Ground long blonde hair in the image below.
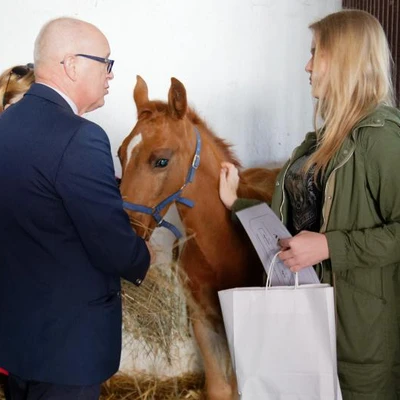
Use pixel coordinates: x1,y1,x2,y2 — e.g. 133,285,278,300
306,10,394,176
0,65,35,112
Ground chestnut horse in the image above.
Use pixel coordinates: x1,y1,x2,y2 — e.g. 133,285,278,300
118,76,279,400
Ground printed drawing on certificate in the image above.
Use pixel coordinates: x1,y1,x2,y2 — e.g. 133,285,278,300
236,203,319,286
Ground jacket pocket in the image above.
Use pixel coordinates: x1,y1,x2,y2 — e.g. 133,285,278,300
335,277,387,365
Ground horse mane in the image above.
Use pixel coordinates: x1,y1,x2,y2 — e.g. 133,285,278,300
187,108,242,168
149,100,242,168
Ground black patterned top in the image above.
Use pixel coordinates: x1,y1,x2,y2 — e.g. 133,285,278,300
284,151,322,235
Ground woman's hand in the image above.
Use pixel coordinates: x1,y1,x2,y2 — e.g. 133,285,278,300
278,231,329,272
219,162,239,210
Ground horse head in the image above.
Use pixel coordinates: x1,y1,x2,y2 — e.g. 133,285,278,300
119,76,201,239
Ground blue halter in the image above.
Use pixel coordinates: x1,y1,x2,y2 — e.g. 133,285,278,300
122,127,201,239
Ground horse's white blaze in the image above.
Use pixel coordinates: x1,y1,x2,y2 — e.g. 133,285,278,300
126,133,143,169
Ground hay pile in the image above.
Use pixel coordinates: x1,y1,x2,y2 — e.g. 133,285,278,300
100,372,204,399
114,257,206,398
121,259,193,362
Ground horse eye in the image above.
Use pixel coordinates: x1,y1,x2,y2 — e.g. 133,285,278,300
155,158,169,168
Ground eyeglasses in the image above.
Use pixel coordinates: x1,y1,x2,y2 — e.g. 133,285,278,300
60,54,114,74
2,64,34,109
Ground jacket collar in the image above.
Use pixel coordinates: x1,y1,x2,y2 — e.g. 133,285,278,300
25,83,75,114
290,131,317,161
325,105,400,179
352,104,400,133
292,105,400,176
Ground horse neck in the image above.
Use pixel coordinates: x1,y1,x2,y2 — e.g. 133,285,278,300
175,124,263,290
176,123,244,254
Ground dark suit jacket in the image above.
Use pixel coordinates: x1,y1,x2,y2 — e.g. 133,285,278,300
0,84,150,385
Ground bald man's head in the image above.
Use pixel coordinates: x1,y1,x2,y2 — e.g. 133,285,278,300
34,18,107,69
33,17,114,115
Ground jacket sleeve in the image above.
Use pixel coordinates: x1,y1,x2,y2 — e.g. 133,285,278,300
55,122,150,284
231,198,262,214
325,122,400,271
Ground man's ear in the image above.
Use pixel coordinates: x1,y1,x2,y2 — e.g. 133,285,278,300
62,55,78,81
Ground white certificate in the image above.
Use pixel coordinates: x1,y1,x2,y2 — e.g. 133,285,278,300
236,203,320,286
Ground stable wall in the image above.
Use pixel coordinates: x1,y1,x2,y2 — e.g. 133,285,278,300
1,0,341,176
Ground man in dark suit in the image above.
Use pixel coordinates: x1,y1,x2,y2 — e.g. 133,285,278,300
0,17,151,400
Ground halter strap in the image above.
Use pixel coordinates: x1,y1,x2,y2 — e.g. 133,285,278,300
122,127,201,239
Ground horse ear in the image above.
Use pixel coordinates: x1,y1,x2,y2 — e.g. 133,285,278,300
134,75,149,110
168,77,187,119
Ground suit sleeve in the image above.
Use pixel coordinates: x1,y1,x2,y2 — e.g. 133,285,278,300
55,122,150,284
325,122,400,271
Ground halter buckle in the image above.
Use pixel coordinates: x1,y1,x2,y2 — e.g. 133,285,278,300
192,154,200,169
157,218,164,226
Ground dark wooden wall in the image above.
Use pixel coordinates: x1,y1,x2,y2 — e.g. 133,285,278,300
342,0,399,106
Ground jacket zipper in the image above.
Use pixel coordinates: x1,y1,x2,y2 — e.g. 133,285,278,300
279,151,296,222
320,148,355,232
319,147,355,283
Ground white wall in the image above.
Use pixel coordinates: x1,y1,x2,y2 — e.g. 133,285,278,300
1,0,341,177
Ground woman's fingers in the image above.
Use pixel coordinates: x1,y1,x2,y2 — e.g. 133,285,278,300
277,231,329,271
219,162,239,209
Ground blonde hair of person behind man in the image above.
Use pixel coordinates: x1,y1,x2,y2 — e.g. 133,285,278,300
0,66,35,112
306,9,395,176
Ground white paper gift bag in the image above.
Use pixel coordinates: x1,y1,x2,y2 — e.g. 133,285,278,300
218,255,342,400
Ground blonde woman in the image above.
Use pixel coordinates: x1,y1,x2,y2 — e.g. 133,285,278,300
220,10,400,399
0,64,34,112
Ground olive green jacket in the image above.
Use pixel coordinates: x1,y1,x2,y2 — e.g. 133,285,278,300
234,105,400,399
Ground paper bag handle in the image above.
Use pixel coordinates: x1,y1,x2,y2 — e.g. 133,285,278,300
266,251,298,289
